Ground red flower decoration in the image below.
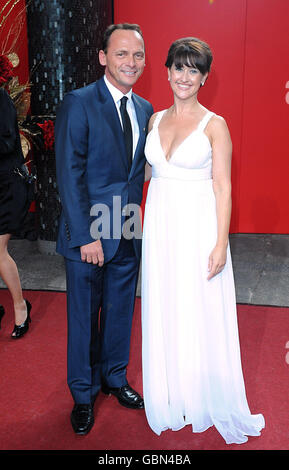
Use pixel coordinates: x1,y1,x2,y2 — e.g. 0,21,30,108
37,120,55,150
0,55,14,86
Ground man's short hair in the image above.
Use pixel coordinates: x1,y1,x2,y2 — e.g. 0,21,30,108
102,23,144,52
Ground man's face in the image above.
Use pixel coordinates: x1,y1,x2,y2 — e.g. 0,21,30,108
99,29,145,94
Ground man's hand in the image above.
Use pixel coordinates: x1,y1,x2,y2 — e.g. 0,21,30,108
80,240,104,266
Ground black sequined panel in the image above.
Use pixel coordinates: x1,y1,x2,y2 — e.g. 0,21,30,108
25,0,113,241
26,0,113,115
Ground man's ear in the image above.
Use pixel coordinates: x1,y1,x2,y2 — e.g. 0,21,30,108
98,50,106,66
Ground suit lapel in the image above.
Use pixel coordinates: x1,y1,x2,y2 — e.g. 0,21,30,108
97,78,128,172
96,79,148,176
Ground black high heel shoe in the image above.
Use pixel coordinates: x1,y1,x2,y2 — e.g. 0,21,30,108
11,300,32,339
0,305,5,329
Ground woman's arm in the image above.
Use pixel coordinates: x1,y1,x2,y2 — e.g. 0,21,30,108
144,162,152,181
206,115,232,280
144,112,158,182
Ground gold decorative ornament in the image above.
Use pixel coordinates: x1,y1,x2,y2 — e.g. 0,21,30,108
7,51,19,67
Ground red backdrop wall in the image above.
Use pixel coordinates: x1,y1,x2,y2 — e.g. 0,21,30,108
114,0,289,233
3,1,289,233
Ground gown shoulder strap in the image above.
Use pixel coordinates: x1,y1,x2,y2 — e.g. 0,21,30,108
152,109,167,129
198,111,215,132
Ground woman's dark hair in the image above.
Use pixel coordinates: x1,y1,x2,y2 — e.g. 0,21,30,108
165,37,213,75
102,23,144,52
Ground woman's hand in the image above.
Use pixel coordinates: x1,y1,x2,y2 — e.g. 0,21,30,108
207,244,227,280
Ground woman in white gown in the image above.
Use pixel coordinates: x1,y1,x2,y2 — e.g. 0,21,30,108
141,37,264,445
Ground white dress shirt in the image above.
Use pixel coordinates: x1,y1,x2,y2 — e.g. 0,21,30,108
104,75,139,158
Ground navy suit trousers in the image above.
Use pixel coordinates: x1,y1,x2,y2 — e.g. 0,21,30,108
65,237,139,405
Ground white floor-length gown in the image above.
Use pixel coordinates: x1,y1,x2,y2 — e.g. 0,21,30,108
141,110,265,445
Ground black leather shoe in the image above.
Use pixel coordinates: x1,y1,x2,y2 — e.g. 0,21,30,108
102,383,144,409
70,404,94,435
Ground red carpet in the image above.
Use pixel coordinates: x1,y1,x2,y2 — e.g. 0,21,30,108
0,289,288,451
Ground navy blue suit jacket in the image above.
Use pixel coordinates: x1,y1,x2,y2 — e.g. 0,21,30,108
55,77,153,262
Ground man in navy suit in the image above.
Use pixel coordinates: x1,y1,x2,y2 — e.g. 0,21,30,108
55,23,153,435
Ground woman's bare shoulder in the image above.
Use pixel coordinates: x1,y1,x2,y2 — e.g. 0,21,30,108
148,110,168,132
207,113,231,139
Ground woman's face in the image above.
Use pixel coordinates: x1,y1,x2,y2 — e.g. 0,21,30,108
168,63,207,101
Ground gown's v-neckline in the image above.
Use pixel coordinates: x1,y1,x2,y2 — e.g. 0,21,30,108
157,110,210,162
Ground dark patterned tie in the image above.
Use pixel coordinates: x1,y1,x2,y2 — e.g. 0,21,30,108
120,96,133,170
